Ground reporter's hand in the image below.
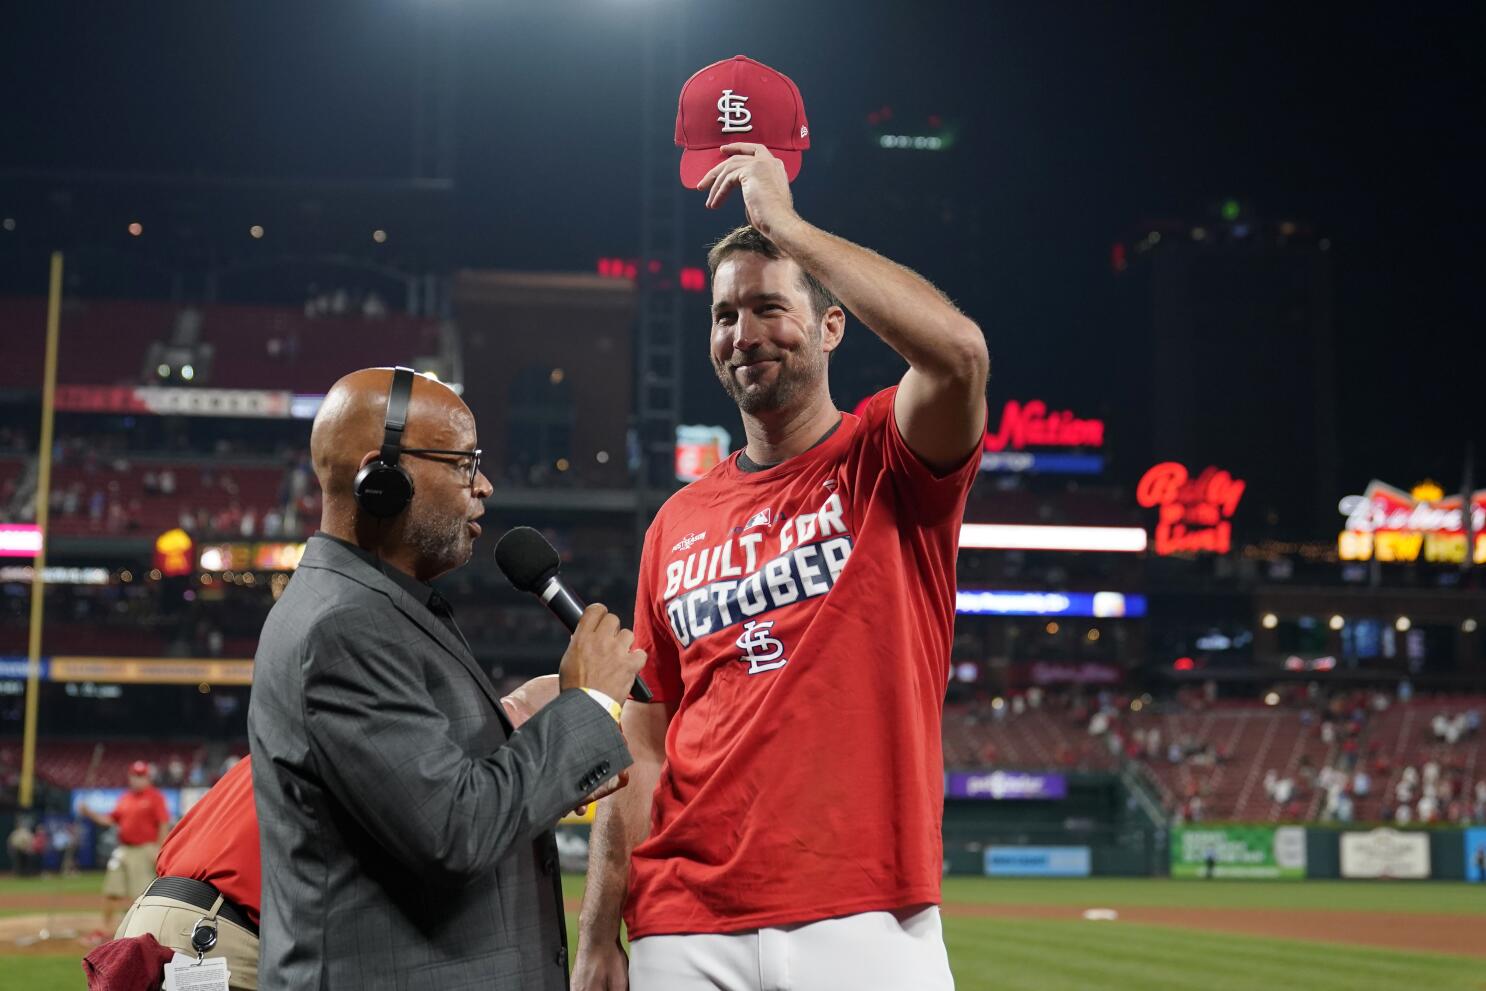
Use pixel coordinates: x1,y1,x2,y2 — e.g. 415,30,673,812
500,674,560,728
558,604,647,704
571,936,629,991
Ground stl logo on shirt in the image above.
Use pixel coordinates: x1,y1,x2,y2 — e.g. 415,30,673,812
735,620,788,675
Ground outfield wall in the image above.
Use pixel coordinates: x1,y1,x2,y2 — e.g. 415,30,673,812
1168,823,1484,882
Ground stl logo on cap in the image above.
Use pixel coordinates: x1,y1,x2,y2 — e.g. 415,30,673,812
675,55,809,189
717,90,752,133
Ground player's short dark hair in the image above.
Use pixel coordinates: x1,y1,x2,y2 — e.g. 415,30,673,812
706,226,841,324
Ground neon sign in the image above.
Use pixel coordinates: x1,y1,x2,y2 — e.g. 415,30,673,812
984,400,1104,452
153,529,196,578
852,396,1106,474
1337,480,1486,564
1137,462,1246,556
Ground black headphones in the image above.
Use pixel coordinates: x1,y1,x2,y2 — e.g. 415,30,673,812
353,366,416,518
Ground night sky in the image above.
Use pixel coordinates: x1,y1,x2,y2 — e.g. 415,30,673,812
3,1,1482,497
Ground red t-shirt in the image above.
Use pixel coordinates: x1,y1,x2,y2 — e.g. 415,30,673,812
156,757,260,926
625,387,978,938
111,786,170,847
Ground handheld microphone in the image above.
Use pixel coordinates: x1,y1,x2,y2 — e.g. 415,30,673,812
494,526,653,703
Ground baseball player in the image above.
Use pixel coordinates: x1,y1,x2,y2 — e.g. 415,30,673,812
573,135,987,989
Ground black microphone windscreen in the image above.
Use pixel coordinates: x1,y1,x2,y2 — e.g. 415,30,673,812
494,526,561,593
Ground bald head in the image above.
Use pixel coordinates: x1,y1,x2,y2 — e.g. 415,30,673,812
311,368,472,504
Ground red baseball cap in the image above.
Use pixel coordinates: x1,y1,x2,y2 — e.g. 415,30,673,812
675,55,810,189
129,760,150,777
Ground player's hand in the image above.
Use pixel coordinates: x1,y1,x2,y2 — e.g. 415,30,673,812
572,936,630,991
696,143,799,238
500,674,559,728
558,603,647,703
571,770,630,818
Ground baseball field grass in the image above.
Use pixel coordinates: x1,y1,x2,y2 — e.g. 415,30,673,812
2,873,1482,989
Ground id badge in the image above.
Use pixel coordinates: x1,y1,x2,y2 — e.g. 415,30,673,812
163,952,230,991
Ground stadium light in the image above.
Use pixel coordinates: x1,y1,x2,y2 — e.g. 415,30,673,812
958,524,1148,553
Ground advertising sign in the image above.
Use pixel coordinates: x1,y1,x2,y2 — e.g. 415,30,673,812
1340,828,1431,879
981,399,1105,474
0,524,43,558
1011,661,1124,687
1171,825,1306,879
198,542,307,572
1337,480,1486,564
54,385,294,419
946,771,1068,801
49,657,254,686
1466,828,1486,883
153,529,195,578
956,590,1146,618
675,425,731,483
1137,462,1246,555
985,846,1091,877
855,396,1105,474
0,656,47,680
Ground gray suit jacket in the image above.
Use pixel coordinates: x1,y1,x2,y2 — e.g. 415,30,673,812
248,535,630,990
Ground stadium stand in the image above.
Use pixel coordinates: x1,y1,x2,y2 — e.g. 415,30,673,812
0,298,439,392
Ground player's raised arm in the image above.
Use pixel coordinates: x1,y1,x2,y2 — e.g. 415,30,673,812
698,141,989,471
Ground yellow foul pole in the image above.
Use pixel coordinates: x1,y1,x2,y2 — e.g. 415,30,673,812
19,252,63,809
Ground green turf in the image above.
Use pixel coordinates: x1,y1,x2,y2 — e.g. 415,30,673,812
0,876,106,897
938,876,1486,915
3,957,81,990
5,875,1485,991
942,917,1486,991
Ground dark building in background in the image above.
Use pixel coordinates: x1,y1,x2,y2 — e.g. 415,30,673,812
1113,208,1337,540
454,270,635,489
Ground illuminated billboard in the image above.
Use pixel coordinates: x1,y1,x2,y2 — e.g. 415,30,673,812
0,524,42,558
855,396,1105,474
674,425,731,483
198,542,307,572
956,590,1146,617
959,524,1147,553
1137,462,1245,555
1338,480,1485,564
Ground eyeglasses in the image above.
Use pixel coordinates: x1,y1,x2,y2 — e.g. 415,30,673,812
402,448,483,487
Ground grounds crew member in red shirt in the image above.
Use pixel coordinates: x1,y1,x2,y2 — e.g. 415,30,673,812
83,760,171,936
108,675,576,991
573,143,988,988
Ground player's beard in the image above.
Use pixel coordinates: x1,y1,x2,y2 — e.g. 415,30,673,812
714,328,826,415
404,501,472,575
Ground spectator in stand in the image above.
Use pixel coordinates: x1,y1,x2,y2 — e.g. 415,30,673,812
81,760,172,937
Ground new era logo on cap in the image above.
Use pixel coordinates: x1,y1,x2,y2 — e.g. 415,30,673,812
675,55,809,189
